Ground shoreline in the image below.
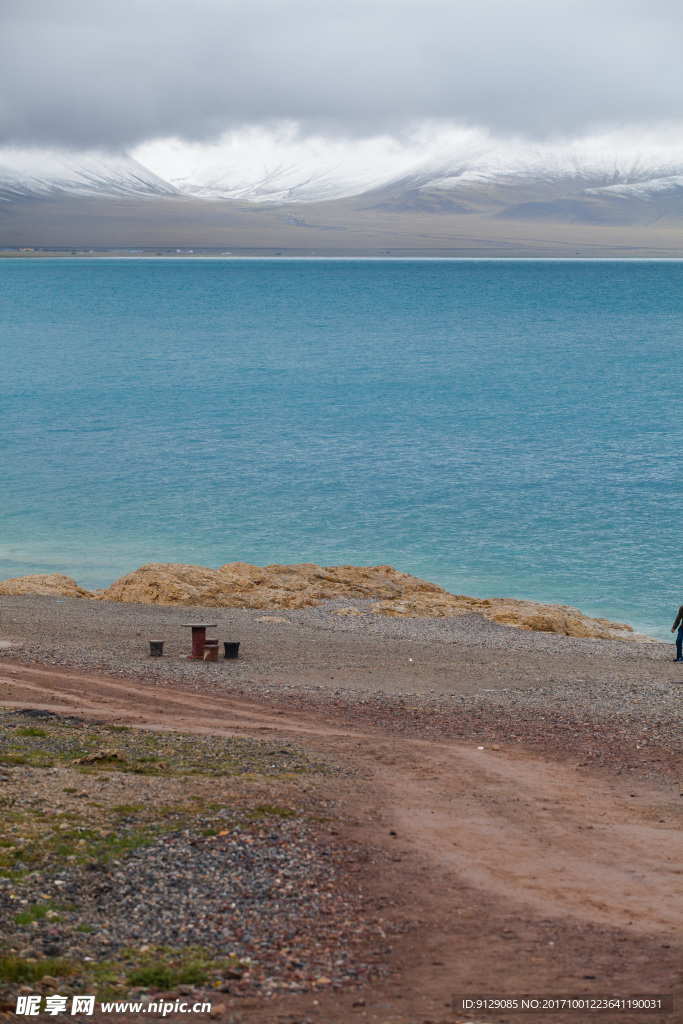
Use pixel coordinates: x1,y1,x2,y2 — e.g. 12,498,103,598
4,251,683,261
1,594,681,799
0,592,680,791
0,562,662,643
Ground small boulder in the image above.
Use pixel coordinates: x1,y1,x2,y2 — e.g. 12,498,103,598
0,574,93,598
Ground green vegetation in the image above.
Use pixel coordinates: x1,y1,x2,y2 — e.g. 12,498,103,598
0,710,330,777
0,786,306,881
250,803,296,818
122,946,241,994
0,710,338,1000
87,947,238,999
0,946,245,998
13,902,60,926
127,962,208,989
0,709,332,883
0,955,75,984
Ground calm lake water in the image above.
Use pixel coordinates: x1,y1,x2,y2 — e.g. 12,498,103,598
1,257,681,638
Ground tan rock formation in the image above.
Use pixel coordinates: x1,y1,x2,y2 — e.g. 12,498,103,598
97,561,655,642
99,561,444,609
0,573,93,599
1,562,654,642
370,593,652,641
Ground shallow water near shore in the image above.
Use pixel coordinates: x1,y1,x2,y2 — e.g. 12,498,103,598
1,257,681,638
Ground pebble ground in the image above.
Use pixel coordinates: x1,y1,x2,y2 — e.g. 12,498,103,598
1,595,680,787
0,711,388,1012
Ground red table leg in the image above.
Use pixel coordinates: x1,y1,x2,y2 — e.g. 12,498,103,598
190,626,207,658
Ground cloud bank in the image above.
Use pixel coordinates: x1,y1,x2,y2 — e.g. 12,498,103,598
1,0,682,152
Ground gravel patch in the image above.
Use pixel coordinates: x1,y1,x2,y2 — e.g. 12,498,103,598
0,713,387,1006
0,822,386,999
1,596,681,788
0,594,675,671
0,708,333,777
66,822,384,992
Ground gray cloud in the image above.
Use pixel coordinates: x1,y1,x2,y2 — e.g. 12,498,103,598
1,0,682,149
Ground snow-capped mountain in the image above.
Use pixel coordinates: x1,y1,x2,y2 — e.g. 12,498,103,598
0,149,179,202
583,175,683,199
0,145,442,204
170,156,402,202
368,157,683,223
2,141,683,225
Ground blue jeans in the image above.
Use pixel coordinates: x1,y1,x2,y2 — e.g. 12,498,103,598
677,628,683,661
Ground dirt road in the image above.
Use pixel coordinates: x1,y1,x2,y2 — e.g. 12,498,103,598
1,660,681,1024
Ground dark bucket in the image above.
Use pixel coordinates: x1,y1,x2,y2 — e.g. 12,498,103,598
223,641,240,660
149,641,164,657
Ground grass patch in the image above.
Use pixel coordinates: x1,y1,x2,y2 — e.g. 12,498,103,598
0,955,75,984
53,823,164,867
121,946,241,992
1,709,332,777
13,902,60,926
0,708,334,881
85,947,235,1000
94,828,163,863
0,947,239,1000
127,962,208,989
0,817,168,877
85,959,125,997
250,803,296,818
0,791,301,878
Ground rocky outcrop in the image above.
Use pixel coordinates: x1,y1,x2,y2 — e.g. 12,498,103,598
97,561,654,642
1,562,655,642
98,561,444,609
369,593,652,641
0,573,93,599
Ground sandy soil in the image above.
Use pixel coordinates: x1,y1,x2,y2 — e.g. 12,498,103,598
0,653,681,1024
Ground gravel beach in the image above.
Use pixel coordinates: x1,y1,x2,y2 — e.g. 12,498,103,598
1,594,681,786
1,595,681,1024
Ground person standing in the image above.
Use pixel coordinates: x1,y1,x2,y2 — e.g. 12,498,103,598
671,605,683,662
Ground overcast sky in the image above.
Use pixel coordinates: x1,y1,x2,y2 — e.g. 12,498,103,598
1,0,682,185
1,0,683,191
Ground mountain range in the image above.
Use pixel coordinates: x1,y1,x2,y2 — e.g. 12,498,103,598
2,147,683,256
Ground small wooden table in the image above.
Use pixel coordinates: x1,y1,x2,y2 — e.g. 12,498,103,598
182,623,217,659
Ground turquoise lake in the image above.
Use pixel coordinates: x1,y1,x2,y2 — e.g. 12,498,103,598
1,257,681,639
